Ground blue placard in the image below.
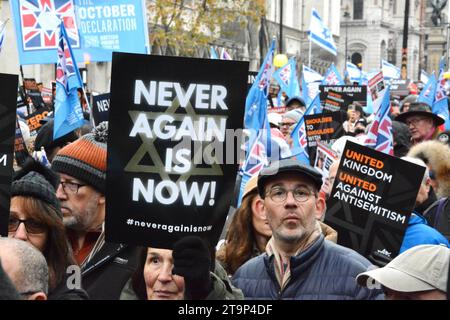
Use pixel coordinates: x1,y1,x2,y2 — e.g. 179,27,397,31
10,0,149,65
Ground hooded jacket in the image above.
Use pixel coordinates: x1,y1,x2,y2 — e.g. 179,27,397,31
400,213,449,253
407,140,450,198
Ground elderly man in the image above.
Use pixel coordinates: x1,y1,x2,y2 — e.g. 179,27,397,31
396,102,444,145
357,244,449,300
280,110,302,138
232,159,382,299
52,122,139,299
0,238,49,300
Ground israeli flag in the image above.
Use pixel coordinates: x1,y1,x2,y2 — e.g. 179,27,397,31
308,8,337,56
347,62,362,83
381,60,400,80
303,65,323,83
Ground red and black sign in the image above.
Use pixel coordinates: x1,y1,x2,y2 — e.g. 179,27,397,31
14,118,30,167
320,85,367,111
304,111,345,165
25,106,51,133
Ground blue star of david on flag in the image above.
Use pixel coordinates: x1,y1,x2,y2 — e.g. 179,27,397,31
308,8,337,56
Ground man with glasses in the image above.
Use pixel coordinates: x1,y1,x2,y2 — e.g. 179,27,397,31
232,158,382,299
396,102,445,145
279,110,302,139
51,122,139,299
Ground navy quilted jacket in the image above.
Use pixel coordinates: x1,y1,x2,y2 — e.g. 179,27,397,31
232,235,383,300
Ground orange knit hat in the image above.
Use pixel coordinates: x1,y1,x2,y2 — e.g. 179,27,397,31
51,122,107,193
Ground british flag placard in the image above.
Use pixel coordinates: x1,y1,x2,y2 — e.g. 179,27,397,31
19,0,79,51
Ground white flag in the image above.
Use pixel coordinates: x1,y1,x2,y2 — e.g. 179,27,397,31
381,60,400,80
308,8,337,56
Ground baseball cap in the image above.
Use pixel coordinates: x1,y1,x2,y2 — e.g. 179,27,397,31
257,158,323,197
356,245,450,293
285,96,306,108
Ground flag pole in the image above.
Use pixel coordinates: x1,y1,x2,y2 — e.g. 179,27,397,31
308,36,312,68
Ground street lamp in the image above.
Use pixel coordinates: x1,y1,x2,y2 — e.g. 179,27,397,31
279,0,283,52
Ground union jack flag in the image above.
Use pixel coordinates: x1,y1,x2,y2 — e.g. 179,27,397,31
19,0,79,51
322,64,344,85
278,63,291,84
365,86,394,155
291,94,321,165
435,73,447,103
242,133,269,176
418,72,436,107
53,22,84,140
274,57,301,98
56,23,80,92
433,70,450,130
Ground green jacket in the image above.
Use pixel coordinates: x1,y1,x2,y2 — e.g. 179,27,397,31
120,261,243,300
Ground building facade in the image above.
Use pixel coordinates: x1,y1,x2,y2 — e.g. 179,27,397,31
263,0,341,74
338,0,424,80
424,0,450,74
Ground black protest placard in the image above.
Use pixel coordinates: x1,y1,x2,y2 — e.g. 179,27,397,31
319,85,367,111
323,90,345,112
0,74,19,236
304,112,345,165
390,79,411,98
14,118,30,167
106,53,248,249
324,141,425,266
92,93,110,125
24,106,51,134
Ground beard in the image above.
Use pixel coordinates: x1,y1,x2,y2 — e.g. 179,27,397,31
63,216,80,229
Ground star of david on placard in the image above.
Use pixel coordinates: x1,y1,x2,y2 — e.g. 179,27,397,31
125,97,225,183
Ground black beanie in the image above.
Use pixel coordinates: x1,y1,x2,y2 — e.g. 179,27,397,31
11,159,61,217
34,119,78,151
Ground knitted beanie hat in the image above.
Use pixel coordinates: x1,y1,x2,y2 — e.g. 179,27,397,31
11,158,61,215
34,119,79,151
51,122,108,193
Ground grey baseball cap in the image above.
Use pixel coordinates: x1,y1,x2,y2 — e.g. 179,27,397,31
257,158,323,198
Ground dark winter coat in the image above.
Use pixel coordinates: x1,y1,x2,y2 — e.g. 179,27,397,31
232,235,383,300
81,241,140,300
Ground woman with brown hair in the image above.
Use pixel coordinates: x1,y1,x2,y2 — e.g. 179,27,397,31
217,175,272,275
8,159,88,300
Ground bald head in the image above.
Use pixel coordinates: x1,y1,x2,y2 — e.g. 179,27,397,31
0,238,48,299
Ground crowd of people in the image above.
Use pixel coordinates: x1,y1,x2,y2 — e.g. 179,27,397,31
1,73,450,301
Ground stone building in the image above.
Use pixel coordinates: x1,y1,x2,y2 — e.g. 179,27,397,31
338,0,424,80
262,0,341,74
